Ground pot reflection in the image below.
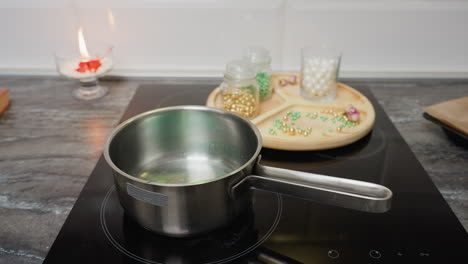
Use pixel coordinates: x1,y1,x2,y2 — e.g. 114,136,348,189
121,207,260,264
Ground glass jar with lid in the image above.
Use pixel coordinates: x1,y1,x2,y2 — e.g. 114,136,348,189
220,60,259,119
243,47,273,101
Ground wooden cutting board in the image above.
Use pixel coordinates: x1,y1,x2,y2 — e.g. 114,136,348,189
0,89,10,117
206,73,375,151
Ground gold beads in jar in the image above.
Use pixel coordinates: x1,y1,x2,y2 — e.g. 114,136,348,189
221,60,259,118
222,88,258,118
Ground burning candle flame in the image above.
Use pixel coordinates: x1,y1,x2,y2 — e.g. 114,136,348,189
75,26,102,73
77,26,90,60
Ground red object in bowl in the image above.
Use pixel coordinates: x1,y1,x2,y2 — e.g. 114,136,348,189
76,59,102,73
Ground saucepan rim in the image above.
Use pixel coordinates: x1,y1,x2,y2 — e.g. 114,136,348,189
103,105,263,187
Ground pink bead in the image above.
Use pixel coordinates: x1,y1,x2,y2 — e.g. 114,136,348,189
348,112,360,122
279,79,288,86
288,75,298,84
347,105,358,113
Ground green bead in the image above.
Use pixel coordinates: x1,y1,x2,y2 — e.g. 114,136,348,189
269,128,277,135
256,71,271,100
320,116,328,122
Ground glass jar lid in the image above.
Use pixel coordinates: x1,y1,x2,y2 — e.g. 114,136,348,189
243,46,271,64
224,59,256,80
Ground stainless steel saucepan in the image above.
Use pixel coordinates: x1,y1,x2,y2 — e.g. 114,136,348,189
104,106,392,237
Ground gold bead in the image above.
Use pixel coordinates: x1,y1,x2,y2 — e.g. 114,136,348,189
282,116,288,121
289,128,296,135
304,132,310,137
307,127,312,131
286,111,291,115
297,130,303,135
336,127,342,132
282,127,288,133
313,112,318,116
333,113,338,118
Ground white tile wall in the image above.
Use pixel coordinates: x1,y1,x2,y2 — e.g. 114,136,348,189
282,0,468,75
1,0,467,77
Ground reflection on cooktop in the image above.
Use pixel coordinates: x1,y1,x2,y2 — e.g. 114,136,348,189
100,186,283,264
312,127,386,160
158,90,208,108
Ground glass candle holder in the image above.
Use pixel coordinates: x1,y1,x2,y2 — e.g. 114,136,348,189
300,46,341,102
55,43,113,101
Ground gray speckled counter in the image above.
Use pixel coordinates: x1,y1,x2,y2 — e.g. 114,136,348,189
0,77,467,264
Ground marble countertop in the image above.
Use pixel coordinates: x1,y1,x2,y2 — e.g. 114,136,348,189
0,77,467,264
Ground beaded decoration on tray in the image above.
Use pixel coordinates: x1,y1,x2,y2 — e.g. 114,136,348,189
268,105,361,137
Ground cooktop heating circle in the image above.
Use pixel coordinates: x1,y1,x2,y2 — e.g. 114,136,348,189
313,127,387,160
100,186,283,264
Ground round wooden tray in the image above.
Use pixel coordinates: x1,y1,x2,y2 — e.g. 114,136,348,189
206,73,375,151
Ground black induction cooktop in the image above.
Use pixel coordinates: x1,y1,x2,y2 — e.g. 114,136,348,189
43,84,468,264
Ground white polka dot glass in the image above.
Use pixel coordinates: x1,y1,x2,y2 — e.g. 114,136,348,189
300,46,341,102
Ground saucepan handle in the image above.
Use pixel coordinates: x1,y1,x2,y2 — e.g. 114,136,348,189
232,157,392,213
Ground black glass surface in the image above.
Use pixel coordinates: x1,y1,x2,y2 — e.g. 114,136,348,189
43,84,468,264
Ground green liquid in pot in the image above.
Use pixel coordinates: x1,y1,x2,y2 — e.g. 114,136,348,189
136,158,237,184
